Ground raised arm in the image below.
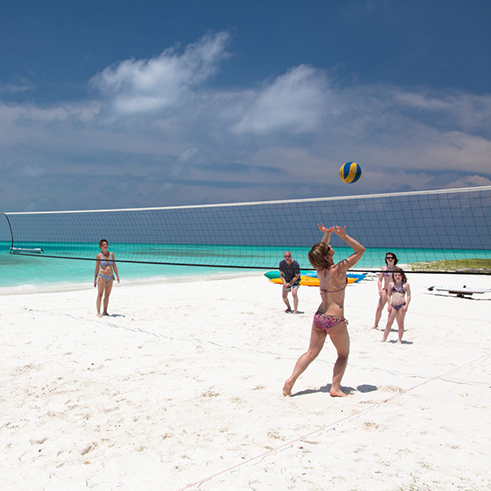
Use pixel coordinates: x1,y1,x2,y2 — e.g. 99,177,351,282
317,222,333,245
332,226,366,270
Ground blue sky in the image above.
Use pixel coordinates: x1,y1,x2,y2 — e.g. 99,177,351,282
1,0,491,239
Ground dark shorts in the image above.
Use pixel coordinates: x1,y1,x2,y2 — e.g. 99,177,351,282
283,282,300,292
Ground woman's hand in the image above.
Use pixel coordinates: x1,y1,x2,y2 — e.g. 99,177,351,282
332,225,347,237
317,222,333,234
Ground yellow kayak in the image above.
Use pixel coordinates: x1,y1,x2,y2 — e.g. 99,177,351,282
270,275,359,287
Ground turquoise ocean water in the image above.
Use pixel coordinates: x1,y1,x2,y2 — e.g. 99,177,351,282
1,241,490,292
0,241,251,292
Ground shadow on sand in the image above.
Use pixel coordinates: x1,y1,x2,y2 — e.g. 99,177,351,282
291,383,378,397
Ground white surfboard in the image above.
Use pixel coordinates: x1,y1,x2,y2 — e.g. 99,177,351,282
428,286,491,297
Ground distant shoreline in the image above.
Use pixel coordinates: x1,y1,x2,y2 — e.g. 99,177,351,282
0,270,261,296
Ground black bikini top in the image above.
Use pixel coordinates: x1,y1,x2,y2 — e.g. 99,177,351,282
320,276,348,295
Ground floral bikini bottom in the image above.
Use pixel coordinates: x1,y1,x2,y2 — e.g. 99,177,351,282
313,312,348,331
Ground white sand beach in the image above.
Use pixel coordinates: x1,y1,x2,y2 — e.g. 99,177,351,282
1,272,490,490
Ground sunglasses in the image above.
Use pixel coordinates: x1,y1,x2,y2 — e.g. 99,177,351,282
386,256,395,260
284,255,291,257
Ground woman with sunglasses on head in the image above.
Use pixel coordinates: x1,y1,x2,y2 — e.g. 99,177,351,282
371,252,398,329
283,223,365,398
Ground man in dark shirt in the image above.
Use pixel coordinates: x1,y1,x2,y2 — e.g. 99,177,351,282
279,251,300,314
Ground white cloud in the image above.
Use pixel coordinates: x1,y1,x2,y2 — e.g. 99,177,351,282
231,65,329,135
1,31,491,221
21,163,46,177
387,88,491,134
91,31,231,116
178,146,199,162
0,81,32,94
447,174,491,187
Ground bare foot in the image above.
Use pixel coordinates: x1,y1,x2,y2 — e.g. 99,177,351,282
285,308,292,313
330,388,347,398
371,325,378,330
97,313,102,318
283,380,293,396
103,312,110,316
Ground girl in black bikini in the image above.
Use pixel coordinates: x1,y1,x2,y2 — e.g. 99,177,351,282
381,268,410,344
283,224,365,398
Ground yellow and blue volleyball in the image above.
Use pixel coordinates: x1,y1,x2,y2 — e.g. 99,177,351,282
339,161,362,184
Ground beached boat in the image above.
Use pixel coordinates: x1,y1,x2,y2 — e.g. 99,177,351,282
10,247,45,254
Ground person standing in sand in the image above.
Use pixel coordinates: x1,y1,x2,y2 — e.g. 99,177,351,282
94,239,120,317
371,252,399,329
283,224,365,398
381,268,411,344
279,251,301,314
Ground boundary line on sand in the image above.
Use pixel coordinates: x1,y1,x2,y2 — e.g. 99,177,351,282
176,352,491,491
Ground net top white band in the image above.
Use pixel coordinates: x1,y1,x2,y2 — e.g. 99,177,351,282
5,185,491,215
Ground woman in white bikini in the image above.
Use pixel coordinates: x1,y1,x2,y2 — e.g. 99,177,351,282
94,239,120,317
371,252,398,329
283,224,365,398
381,268,411,344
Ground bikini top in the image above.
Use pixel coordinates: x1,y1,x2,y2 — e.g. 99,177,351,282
100,252,114,266
320,276,348,295
391,283,405,294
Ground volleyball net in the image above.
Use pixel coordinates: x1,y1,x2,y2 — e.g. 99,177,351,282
4,186,491,274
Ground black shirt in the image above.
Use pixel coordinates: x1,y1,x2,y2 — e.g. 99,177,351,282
279,259,300,284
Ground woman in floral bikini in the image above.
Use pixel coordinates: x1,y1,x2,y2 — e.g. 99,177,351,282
283,224,365,398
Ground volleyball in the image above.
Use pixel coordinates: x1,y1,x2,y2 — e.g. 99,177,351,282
339,162,362,184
